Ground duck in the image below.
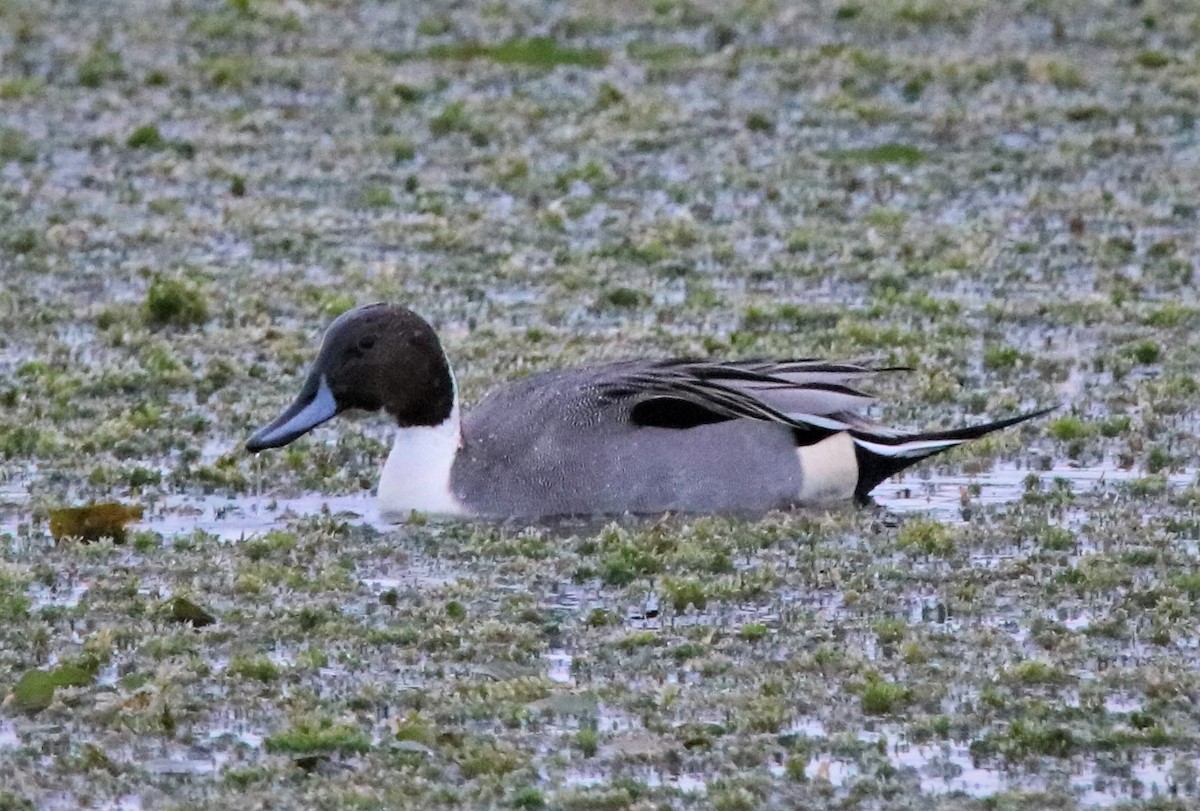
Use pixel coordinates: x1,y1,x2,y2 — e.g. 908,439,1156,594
245,303,1049,520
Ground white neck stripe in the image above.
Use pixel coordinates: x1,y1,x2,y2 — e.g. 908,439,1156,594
376,373,468,519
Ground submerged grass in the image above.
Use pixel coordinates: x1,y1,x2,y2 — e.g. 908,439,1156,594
1,0,1199,809
11,664,97,714
143,275,209,328
825,142,926,166
417,37,607,68
265,719,371,756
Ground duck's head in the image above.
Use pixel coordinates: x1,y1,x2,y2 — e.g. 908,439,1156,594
246,303,454,452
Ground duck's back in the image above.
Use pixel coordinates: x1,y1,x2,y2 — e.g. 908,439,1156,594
452,364,805,517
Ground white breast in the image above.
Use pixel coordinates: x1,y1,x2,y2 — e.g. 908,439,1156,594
377,405,470,520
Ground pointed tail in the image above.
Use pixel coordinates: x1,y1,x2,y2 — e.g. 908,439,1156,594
851,406,1055,502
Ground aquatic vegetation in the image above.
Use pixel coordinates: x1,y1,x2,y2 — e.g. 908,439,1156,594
190,0,302,40
1129,339,1162,365
1135,50,1171,69
265,718,371,756
0,571,31,622
167,596,216,627
205,55,253,88
872,618,907,645
895,517,957,556
356,184,395,208
825,142,926,166
1047,416,1091,442
982,345,1024,371
971,720,1077,761
421,37,608,69
860,677,910,715
626,40,701,64
745,112,773,132
415,14,452,37
596,287,648,310
740,623,768,642
11,663,96,714
429,101,473,137
1004,660,1070,686
2,0,1200,807
76,42,124,87
381,134,415,163
48,503,144,543
126,124,165,150
227,655,281,683
595,81,624,108
143,275,209,328
661,577,707,611
0,76,44,99
0,227,37,255
0,127,35,163
1066,105,1109,122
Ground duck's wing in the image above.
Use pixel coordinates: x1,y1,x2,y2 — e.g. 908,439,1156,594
591,356,1050,449
591,358,889,443
716,359,900,418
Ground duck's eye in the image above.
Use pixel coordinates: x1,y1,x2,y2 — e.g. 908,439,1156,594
357,335,377,352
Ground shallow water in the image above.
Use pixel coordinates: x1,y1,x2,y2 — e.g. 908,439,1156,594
873,461,1197,523
3,466,1194,805
6,0,1200,807
5,460,1186,545
0,490,385,547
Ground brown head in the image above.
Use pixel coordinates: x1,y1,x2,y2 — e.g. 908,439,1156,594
246,304,454,452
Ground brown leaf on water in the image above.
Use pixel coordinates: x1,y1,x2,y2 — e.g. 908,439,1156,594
49,502,144,543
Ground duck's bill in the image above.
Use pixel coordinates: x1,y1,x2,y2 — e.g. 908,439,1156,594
246,374,338,452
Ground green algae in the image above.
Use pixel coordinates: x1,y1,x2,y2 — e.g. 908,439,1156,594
143,275,209,328
429,101,474,137
126,124,165,150
0,128,35,163
739,623,768,642
422,37,608,69
895,516,957,556
1135,50,1171,69
76,42,124,87
825,142,926,166
228,655,280,682
1,0,1200,808
11,663,96,714
597,287,649,310
355,184,395,209
860,677,910,716
265,718,371,756
745,112,773,132
661,577,707,611
167,596,216,627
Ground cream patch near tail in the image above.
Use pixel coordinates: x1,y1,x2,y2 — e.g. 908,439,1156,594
796,432,859,502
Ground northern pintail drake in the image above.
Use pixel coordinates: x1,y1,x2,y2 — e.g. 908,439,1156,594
246,304,1049,520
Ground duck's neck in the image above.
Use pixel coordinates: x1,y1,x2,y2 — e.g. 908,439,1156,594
377,400,466,519
377,360,466,519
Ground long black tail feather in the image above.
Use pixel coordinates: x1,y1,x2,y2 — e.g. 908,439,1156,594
852,406,1055,503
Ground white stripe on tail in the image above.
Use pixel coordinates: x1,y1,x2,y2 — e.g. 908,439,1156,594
851,436,967,459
